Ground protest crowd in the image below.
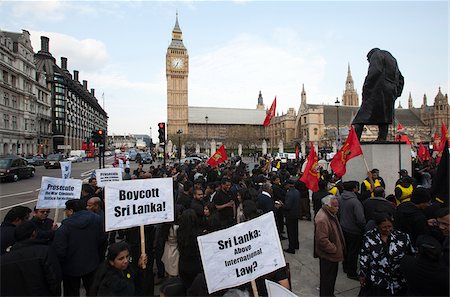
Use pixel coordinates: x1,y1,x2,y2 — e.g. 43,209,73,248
1,133,449,297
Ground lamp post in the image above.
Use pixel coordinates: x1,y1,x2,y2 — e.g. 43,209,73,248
177,129,183,165
335,97,341,149
205,115,209,154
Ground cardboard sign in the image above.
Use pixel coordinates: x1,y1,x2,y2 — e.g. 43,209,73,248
197,212,286,293
104,178,174,231
60,161,72,179
95,168,123,187
36,176,82,209
265,280,298,297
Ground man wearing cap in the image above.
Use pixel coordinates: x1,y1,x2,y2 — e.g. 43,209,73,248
52,199,105,296
1,221,62,296
396,169,417,187
394,177,414,206
394,187,432,247
360,169,385,201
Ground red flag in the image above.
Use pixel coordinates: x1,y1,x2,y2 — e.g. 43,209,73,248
81,140,87,151
207,145,228,167
300,143,320,192
436,122,449,165
417,143,430,163
330,127,363,177
263,97,277,127
395,123,411,144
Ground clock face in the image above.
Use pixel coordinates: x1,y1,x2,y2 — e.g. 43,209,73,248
171,58,184,69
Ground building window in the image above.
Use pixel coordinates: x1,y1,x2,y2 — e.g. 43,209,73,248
12,95,17,108
314,128,318,135
303,117,306,124
12,116,17,129
3,114,9,129
2,70,8,84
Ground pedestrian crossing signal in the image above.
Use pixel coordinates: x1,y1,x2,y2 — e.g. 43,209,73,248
158,122,165,144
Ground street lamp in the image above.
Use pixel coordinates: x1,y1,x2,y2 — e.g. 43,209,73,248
335,97,340,149
177,129,183,165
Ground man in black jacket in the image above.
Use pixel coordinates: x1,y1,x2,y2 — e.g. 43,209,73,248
52,199,105,296
0,205,32,255
282,179,300,254
1,220,62,296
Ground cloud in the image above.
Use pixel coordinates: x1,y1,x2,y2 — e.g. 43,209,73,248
29,30,110,72
189,29,326,114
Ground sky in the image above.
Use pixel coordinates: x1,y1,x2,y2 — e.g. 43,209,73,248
1,0,448,139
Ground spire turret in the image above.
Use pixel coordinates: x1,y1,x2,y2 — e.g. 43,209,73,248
342,64,359,106
169,13,186,50
256,90,264,110
408,92,413,109
301,84,307,105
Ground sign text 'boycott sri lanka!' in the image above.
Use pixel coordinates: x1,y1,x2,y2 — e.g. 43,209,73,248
197,212,286,293
104,178,174,231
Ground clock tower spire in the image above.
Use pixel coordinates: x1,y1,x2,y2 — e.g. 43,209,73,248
166,13,189,141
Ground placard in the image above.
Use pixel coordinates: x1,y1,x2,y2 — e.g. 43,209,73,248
60,161,72,179
95,168,122,187
36,176,82,209
197,212,286,293
104,178,174,231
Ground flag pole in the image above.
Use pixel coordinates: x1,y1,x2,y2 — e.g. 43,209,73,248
250,279,259,297
140,225,146,269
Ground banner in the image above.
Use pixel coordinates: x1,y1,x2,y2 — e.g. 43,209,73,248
104,178,174,231
207,145,228,167
263,97,277,127
95,168,123,187
118,158,124,172
36,176,82,209
60,161,72,179
197,212,286,293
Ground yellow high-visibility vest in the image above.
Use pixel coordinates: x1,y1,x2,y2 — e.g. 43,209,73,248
395,184,413,205
363,179,381,197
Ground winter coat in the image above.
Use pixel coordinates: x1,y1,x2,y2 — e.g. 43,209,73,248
394,201,430,247
91,261,144,296
1,239,62,296
362,196,396,222
338,190,366,235
52,210,105,276
0,221,16,255
314,206,345,262
32,217,56,242
257,192,275,214
283,187,301,219
359,229,413,295
352,48,404,125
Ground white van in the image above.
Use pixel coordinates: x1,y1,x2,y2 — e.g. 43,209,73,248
68,150,86,162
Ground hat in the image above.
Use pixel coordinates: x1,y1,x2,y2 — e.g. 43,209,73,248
14,221,37,241
411,187,431,204
286,178,296,185
398,169,408,175
370,168,379,173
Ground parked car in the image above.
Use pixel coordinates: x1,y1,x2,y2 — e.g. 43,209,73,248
44,153,66,169
67,155,83,163
0,155,35,182
128,149,138,161
25,155,46,166
136,152,153,164
180,156,202,164
189,153,209,161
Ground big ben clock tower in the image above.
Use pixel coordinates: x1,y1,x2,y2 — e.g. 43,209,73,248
166,14,189,141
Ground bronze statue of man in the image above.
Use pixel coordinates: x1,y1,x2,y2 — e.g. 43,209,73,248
352,48,404,141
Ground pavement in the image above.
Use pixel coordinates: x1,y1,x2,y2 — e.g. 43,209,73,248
282,218,360,297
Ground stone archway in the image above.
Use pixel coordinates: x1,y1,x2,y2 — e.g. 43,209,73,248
2,143,8,155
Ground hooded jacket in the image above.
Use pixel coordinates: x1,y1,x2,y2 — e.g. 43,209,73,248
394,201,430,247
338,190,366,235
52,210,105,276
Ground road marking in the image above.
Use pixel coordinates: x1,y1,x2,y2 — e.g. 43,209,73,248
0,199,38,211
0,191,33,199
81,169,95,177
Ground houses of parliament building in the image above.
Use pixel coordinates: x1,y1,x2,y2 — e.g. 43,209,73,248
166,15,449,154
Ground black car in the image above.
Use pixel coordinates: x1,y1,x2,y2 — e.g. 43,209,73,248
44,153,65,169
25,155,46,166
136,152,153,164
0,155,35,182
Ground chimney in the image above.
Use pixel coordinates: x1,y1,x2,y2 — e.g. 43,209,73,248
91,88,95,97
82,80,88,90
61,57,67,70
41,36,49,52
73,70,79,81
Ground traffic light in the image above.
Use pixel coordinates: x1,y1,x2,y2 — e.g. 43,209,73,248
158,122,165,144
97,129,106,146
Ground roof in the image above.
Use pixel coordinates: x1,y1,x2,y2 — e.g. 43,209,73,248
189,106,266,125
315,104,426,126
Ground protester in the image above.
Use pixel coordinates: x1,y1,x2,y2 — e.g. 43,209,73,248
52,199,106,296
362,186,396,230
190,188,205,220
400,235,449,296
314,195,345,297
1,221,62,296
177,209,203,288
394,177,414,205
297,180,312,221
360,169,385,201
282,178,300,254
213,178,235,228
31,207,58,242
359,214,413,296
90,242,147,296
313,179,330,216
435,207,449,267
1,205,32,255
161,205,183,278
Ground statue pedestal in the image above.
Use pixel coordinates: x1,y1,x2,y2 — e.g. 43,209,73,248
343,142,411,195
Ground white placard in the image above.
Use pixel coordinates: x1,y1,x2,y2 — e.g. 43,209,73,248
265,280,298,297
287,153,296,160
104,178,174,231
60,161,72,179
197,212,286,294
36,177,82,209
95,168,123,187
